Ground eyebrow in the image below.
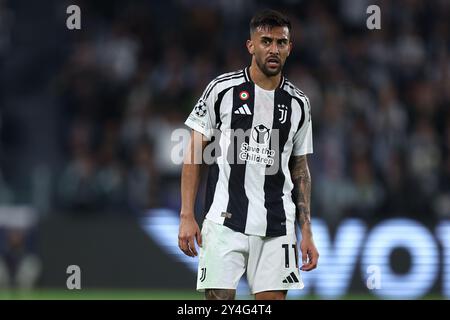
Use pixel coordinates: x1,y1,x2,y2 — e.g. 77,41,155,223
260,36,289,43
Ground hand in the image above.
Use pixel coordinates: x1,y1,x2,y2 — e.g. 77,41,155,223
300,237,319,271
178,214,202,257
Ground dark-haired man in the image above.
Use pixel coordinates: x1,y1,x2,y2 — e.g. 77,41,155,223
179,9,319,300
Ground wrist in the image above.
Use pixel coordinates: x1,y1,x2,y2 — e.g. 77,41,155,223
180,211,195,219
300,221,313,236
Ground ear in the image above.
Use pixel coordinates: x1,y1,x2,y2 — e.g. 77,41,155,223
287,41,292,57
246,39,254,55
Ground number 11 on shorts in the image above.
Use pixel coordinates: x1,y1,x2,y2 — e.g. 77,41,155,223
282,244,299,269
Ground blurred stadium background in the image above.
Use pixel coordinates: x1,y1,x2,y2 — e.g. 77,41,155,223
0,0,449,299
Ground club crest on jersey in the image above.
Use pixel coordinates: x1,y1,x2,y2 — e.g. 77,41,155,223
239,91,249,101
277,104,288,124
199,267,206,282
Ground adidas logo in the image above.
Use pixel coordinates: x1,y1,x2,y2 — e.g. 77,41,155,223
234,104,252,115
282,272,300,284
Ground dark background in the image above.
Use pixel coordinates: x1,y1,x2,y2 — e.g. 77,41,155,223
0,0,449,299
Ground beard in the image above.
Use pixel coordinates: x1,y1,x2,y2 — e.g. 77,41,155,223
255,55,284,77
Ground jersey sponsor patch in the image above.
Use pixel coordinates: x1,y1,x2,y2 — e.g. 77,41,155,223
252,124,270,144
239,125,276,166
239,91,249,100
194,99,207,117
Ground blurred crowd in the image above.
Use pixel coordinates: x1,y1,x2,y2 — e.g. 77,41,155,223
1,0,450,224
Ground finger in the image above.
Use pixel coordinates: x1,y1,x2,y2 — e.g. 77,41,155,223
179,238,193,257
301,263,315,271
301,251,318,271
301,259,318,271
310,251,319,268
178,239,189,256
301,249,308,265
196,230,202,248
188,236,198,256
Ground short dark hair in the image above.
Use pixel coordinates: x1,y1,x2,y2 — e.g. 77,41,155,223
249,9,291,35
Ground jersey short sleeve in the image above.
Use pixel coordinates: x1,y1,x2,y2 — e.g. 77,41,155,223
292,96,313,156
185,81,217,141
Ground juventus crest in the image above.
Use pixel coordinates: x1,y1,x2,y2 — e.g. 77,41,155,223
277,104,288,124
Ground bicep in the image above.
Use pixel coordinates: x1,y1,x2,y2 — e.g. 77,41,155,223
191,129,209,151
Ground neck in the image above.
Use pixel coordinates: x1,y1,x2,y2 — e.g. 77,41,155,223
249,60,281,91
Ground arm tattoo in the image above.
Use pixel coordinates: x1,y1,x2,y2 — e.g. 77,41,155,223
290,155,312,235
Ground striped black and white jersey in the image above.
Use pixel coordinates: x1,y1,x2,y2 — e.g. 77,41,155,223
185,67,313,237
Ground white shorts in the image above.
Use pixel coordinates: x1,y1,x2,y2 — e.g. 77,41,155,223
196,219,304,294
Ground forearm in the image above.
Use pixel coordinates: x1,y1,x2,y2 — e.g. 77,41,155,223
181,162,202,218
180,130,207,218
290,155,312,238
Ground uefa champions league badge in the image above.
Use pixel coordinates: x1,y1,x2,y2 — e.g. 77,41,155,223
194,100,207,117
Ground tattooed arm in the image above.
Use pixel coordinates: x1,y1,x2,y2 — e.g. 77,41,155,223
290,155,319,271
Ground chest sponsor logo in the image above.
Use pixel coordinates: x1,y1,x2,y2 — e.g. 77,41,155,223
252,124,270,144
238,124,275,165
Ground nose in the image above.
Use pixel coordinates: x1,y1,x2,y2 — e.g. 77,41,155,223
269,42,280,55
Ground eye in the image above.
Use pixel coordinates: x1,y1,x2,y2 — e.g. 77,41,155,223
278,40,288,47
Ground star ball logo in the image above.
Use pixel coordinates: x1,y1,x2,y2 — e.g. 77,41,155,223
194,100,207,117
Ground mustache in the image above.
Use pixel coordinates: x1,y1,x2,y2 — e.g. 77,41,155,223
266,56,281,63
